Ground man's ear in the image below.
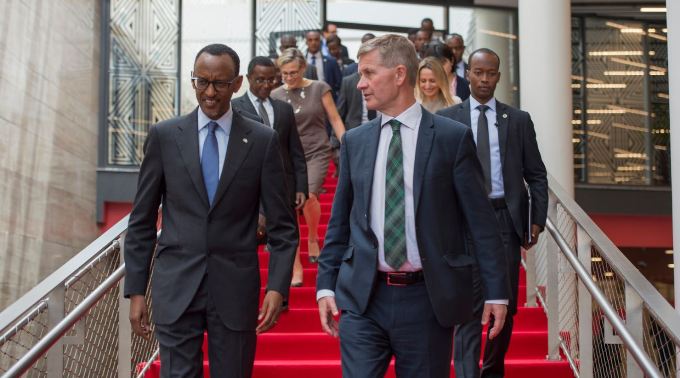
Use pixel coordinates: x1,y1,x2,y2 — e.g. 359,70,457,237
394,65,407,86
232,75,244,92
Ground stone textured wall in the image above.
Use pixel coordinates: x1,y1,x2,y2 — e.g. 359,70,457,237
0,0,100,310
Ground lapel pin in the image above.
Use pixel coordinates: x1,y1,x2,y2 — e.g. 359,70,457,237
502,113,508,119
242,138,248,143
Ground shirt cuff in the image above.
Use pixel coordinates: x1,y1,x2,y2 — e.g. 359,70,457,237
316,289,335,301
485,299,509,305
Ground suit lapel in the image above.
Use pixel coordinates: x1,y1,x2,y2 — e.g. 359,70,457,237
210,111,254,211
236,94,258,117
413,108,435,215
176,108,210,209
495,101,509,164
460,99,472,127
270,100,282,133
351,74,362,106
362,117,382,225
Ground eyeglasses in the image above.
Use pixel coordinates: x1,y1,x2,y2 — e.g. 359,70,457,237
191,72,238,91
280,70,300,78
253,78,278,85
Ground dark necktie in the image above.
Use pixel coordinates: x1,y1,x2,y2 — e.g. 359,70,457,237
201,121,220,205
384,119,407,270
311,54,317,66
367,109,377,120
476,105,492,194
258,99,271,127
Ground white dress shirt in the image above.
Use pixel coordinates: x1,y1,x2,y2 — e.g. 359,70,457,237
247,90,275,127
469,97,505,199
197,107,232,177
372,102,423,272
455,60,466,78
307,51,325,82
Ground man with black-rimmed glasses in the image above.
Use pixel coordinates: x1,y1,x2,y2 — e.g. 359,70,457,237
124,43,297,378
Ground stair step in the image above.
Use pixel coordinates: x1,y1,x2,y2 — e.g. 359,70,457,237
142,358,573,378
252,331,549,360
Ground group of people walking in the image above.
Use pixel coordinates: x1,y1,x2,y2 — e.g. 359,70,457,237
123,17,548,378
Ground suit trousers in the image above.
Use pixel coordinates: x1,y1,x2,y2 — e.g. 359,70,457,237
453,206,521,378
154,276,257,378
338,280,453,378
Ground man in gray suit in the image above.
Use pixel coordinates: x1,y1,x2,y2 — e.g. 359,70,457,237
124,44,297,377
437,48,548,378
316,35,510,377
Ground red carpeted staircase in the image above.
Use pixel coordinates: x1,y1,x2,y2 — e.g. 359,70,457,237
142,164,573,377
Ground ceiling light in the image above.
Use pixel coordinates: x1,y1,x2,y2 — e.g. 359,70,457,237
591,257,603,262
604,272,614,277
658,93,669,99
589,51,642,56
640,7,666,13
665,250,673,255
668,263,675,269
479,29,517,40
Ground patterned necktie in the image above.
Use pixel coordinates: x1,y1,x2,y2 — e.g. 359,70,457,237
201,121,220,205
384,119,407,270
310,54,317,66
258,99,271,127
476,105,492,194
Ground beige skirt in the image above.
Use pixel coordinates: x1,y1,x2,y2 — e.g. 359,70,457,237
305,148,331,195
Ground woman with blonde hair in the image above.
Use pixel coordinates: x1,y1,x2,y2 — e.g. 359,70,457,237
415,56,461,113
271,48,345,285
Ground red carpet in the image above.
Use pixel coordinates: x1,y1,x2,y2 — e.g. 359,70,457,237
142,165,573,377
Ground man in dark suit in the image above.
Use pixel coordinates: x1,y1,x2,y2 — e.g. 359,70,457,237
232,56,308,209
437,48,548,378
316,34,509,377
446,33,469,79
232,56,309,284
322,21,349,59
327,35,355,74
304,30,343,96
124,44,298,378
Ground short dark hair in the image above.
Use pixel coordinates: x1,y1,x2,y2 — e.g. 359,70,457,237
194,44,241,76
247,56,276,76
421,17,433,25
306,29,321,38
327,35,342,46
447,33,464,42
468,48,501,69
407,28,419,37
423,42,453,62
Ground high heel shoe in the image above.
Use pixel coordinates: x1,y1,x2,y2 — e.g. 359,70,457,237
307,240,320,263
291,281,303,287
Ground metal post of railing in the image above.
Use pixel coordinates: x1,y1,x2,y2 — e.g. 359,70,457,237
577,226,593,378
545,193,561,360
117,234,132,378
46,286,65,378
524,246,538,307
625,283,644,378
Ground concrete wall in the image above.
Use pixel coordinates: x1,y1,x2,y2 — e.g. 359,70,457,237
0,0,100,310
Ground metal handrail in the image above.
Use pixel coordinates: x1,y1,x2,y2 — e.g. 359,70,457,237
547,175,680,346
2,266,126,378
0,215,130,335
545,218,663,378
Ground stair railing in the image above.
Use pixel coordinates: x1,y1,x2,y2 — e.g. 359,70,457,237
1,174,679,377
524,174,680,378
0,215,159,378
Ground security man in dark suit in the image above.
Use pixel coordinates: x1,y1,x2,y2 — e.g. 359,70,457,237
317,34,510,378
124,44,298,378
304,30,343,97
437,48,548,378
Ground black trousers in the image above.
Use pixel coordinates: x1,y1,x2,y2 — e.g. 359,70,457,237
154,276,257,378
453,206,521,378
338,280,453,378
